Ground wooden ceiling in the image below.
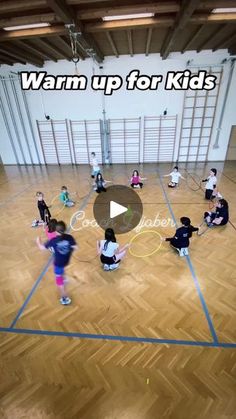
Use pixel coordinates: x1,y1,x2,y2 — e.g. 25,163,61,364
0,0,236,66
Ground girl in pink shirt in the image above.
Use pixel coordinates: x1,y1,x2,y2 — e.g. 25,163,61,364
45,218,58,240
130,170,146,189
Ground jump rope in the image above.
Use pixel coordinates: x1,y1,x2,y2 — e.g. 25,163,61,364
72,229,163,264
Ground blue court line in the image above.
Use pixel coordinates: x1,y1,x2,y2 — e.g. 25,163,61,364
10,257,53,328
0,327,236,349
9,188,93,329
157,170,219,344
0,182,36,207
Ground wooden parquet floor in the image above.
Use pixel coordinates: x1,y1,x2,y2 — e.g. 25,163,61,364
0,162,236,419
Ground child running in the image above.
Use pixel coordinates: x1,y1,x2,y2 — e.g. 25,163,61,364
203,199,229,227
90,152,101,179
37,221,77,305
97,228,129,271
202,168,217,200
60,186,75,207
163,217,199,256
163,166,185,188
130,170,146,188
32,192,51,227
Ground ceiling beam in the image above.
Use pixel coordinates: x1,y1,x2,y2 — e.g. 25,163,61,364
34,38,64,59
229,44,236,55
0,0,45,13
50,36,73,59
46,38,72,58
197,24,229,52
161,0,201,59
191,13,236,24
84,14,236,33
127,30,133,57
213,32,236,51
81,33,103,62
0,53,17,65
46,0,75,24
78,2,180,20
68,0,120,3
85,17,174,33
181,25,205,53
0,44,43,66
62,35,87,59
106,32,119,57
13,40,51,61
46,0,103,62
145,28,153,56
200,0,236,8
28,39,58,61
0,25,66,41
0,14,60,29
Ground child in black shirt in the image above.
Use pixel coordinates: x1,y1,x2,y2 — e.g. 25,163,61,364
94,173,112,193
32,192,51,227
204,199,229,226
36,191,51,223
163,217,198,255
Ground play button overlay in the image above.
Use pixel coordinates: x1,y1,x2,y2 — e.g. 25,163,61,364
110,201,127,219
93,185,143,234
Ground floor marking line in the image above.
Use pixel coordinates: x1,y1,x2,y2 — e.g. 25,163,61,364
158,170,219,344
9,258,53,328
1,327,236,348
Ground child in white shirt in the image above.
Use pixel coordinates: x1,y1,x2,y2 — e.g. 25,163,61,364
202,168,217,200
97,228,129,271
91,152,101,179
163,166,185,188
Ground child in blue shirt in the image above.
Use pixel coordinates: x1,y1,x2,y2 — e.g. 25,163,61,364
37,221,77,305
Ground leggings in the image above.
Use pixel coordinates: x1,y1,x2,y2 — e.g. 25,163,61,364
96,187,106,193
131,183,143,188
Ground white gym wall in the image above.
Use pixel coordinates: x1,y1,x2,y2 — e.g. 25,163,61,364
0,50,235,164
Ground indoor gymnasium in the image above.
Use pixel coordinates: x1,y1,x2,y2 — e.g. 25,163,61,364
0,1,236,418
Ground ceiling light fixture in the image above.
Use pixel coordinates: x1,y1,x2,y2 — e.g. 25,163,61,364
103,13,154,21
212,8,236,13
3,23,51,31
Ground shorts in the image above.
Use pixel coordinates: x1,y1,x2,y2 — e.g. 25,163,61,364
65,200,74,207
205,189,213,200
54,265,65,286
168,182,177,188
100,254,120,265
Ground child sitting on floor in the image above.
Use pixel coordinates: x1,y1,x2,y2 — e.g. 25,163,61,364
94,173,107,193
60,186,75,207
163,217,199,256
204,199,229,227
97,228,129,271
163,166,185,188
130,170,146,189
